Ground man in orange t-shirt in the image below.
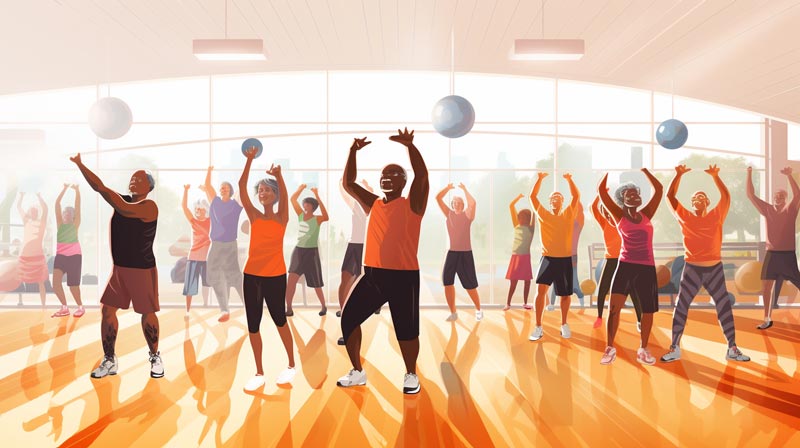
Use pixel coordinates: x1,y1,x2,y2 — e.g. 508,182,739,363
336,128,429,395
660,164,749,363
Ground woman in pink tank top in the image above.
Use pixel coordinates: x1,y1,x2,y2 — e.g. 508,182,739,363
597,169,663,367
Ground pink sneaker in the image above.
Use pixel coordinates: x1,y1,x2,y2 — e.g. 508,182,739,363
51,306,70,318
637,347,656,366
73,307,85,318
523,304,532,310
600,346,617,364
593,317,603,329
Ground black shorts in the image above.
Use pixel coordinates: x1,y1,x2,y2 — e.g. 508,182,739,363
536,256,573,296
442,250,478,289
761,250,800,281
341,243,364,277
243,273,287,333
53,254,82,286
288,247,324,288
610,261,658,313
341,267,419,342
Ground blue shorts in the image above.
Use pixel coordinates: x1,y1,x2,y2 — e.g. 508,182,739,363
183,260,209,296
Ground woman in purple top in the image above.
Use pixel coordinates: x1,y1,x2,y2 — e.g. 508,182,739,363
597,169,663,366
435,182,482,322
201,166,245,323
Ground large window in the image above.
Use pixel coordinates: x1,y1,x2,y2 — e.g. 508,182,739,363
0,72,772,307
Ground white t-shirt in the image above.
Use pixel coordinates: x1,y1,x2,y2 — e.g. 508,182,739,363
350,201,367,244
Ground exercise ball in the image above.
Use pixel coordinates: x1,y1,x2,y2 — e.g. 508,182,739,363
241,138,263,158
656,265,671,288
656,119,688,150
0,260,21,292
432,95,475,138
580,279,596,295
735,261,762,293
89,97,133,140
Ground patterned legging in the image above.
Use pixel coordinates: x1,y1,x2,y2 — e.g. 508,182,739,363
670,262,736,348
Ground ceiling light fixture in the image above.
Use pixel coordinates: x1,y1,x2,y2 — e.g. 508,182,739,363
511,1,584,61
193,0,266,61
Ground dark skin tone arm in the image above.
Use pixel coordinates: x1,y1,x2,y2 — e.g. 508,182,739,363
666,164,690,212
343,137,379,215
639,168,663,219
392,128,429,216
598,174,623,224
745,166,770,215
238,148,262,222
69,153,157,222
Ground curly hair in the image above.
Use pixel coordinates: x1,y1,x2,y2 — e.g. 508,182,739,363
302,197,319,212
614,182,640,207
253,178,280,205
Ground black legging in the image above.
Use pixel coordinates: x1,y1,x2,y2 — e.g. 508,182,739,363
243,273,287,333
596,258,642,321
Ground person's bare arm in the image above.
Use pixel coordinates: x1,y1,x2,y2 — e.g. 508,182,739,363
707,164,730,216
590,195,605,228
16,192,25,222
435,184,453,217
70,153,157,221
392,128,429,216
344,137,379,215
530,172,548,215
598,174,623,223
564,173,580,211
667,165,689,212
238,148,262,221
782,167,800,210
339,178,354,208
55,184,68,227
509,194,523,228
181,184,195,222
290,184,305,216
200,166,217,203
267,164,289,226
745,166,770,215
460,183,477,221
72,184,81,229
36,193,48,234
312,187,329,224
640,168,664,219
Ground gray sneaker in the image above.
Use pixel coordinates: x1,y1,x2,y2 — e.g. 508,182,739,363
90,356,118,378
149,351,164,378
726,346,750,362
403,373,420,394
337,369,367,387
660,346,681,363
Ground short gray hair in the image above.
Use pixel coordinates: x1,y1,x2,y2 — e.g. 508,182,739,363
614,182,640,207
254,178,280,205
144,171,155,192
193,199,209,212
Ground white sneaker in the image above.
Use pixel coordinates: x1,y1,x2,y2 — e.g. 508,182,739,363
560,324,571,339
90,355,118,378
445,312,458,322
660,346,681,363
726,346,751,362
149,351,164,378
528,326,544,341
636,347,656,366
337,369,367,387
276,367,296,385
546,304,555,312
403,373,420,394
244,374,265,391
475,310,483,321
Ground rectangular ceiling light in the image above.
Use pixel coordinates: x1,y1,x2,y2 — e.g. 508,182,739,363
511,39,585,61
193,39,266,61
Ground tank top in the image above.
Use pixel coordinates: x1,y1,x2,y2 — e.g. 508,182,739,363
56,223,82,256
296,213,321,248
110,195,157,269
617,213,654,266
511,225,534,255
244,218,286,277
188,218,211,261
364,197,422,270
601,220,621,259
446,211,472,251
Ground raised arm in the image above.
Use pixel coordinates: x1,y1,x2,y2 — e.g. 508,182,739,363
746,166,769,215
290,184,305,216
72,184,81,229
782,167,800,210
598,174,623,223
435,184,453,217
311,187,329,224
667,165,689,212
344,137,379,215
267,164,289,226
201,166,217,203
529,172,547,213
69,153,157,222
564,173,580,209
16,192,25,222
55,184,68,227
460,183,477,221
707,164,730,215
237,148,261,221
590,195,605,228
181,184,195,222
640,168,664,219
36,193,48,233
391,128,429,216
509,194,523,228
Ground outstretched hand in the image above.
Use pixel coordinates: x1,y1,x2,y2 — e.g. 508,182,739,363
537,172,548,180
676,164,691,175
266,164,282,177
351,137,371,151
704,164,720,176
563,173,572,180
297,183,307,192
389,127,414,147
69,153,81,165
243,146,258,160
746,166,753,175
516,193,525,200
458,182,466,190
446,183,454,191
781,166,793,176
183,184,190,191
70,184,79,191
310,187,319,196
62,183,70,191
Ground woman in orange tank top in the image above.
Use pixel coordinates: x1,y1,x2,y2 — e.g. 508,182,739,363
238,147,296,392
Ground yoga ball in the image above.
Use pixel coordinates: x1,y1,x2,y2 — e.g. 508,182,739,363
735,261,762,293
89,97,133,140
0,260,20,292
241,138,263,158
432,95,475,138
656,119,688,150
656,265,671,288
580,279,596,295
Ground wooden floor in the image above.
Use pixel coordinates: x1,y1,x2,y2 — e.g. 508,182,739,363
2,306,799,447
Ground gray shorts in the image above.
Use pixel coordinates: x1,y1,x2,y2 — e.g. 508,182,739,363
341,243,364,277
183,260,209,296
289,246,324,288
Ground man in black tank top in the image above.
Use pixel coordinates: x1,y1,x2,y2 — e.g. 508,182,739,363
70,153,164,380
